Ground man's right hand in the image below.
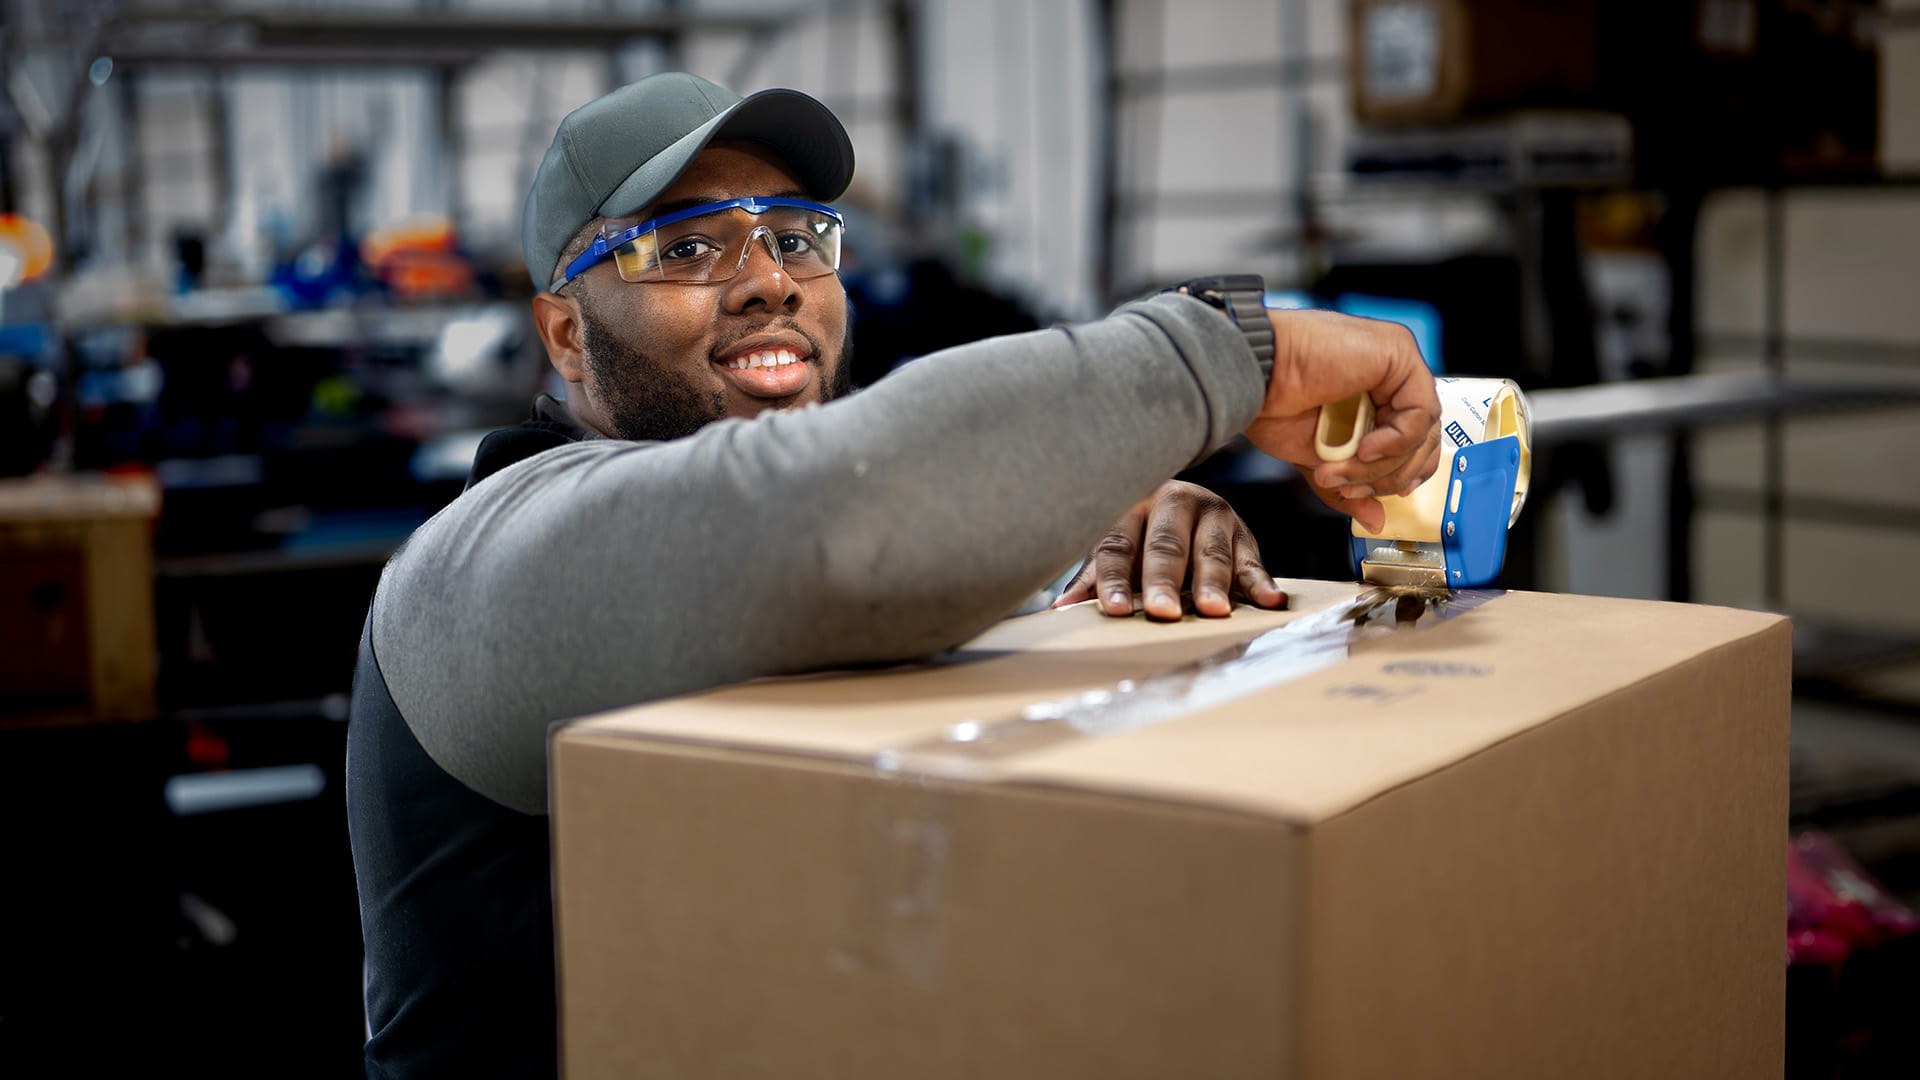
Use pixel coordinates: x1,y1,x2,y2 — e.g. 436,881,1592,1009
1242,309,1442,533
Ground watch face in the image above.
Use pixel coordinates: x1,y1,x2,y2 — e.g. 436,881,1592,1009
1165,277,1266,328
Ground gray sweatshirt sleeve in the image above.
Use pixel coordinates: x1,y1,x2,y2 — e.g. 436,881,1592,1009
372,292,1264,812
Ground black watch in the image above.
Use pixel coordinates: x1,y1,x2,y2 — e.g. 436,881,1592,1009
1161,274,1274,380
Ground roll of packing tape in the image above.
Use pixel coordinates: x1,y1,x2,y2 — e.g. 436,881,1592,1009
1432,377,1531,526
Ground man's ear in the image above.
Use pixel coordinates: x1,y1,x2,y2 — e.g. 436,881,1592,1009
530,290,588,384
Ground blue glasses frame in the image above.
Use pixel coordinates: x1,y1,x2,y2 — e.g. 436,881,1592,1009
551,195,845,292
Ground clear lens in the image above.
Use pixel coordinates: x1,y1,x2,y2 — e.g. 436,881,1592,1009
605,204,842,284
609,231,658,280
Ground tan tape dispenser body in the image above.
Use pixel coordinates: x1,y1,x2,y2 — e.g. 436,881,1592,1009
1314,377,1532,589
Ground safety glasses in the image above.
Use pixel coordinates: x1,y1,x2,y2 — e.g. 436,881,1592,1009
551,196,844,292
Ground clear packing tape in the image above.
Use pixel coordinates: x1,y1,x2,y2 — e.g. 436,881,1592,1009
876,587,1503,780
835,586,1505,986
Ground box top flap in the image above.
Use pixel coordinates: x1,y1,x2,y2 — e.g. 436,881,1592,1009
559,580,1785,822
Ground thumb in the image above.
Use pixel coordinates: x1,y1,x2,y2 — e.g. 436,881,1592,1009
1345,497,1386,535
1307,481,1386,534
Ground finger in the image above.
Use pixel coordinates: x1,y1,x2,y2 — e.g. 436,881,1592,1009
1337,419,1440,501
1188,510,1238,617
1359,396,1442,481
1230,525,1286,609
1307,479,1387,534
1235,567,1288,610
1365,420,1444,498
1053,557,1097,608
1311,399,1438,491
1140,492,1200,621
1343,496,1386,535
1091,504,1149,616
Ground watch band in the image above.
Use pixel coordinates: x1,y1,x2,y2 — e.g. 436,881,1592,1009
1162,274,1273,380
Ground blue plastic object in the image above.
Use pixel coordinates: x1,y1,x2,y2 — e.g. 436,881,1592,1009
1441,434,1521,587
1348,434,1521,589
1332,293,1444,375
0,322,46,358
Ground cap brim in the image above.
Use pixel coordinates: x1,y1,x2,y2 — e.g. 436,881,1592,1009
596,88,855,222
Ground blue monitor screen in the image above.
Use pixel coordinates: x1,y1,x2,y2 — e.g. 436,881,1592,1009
1264,289,1444,375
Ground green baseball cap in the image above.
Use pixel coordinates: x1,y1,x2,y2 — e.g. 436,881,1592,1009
522,71,855,290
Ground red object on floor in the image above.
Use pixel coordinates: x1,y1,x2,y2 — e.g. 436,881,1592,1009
1787,830,1919,966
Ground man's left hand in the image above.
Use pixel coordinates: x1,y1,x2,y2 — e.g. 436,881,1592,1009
1054,481,1287,620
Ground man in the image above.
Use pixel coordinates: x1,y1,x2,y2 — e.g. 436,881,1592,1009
347,72,1439,1078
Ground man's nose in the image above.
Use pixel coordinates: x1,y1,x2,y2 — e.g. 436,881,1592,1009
723,226,799,311
737,227,784,273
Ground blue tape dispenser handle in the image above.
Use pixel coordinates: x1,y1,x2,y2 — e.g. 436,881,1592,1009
1440,435,1522,589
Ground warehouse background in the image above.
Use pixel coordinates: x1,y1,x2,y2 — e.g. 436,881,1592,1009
1,0,1917,1075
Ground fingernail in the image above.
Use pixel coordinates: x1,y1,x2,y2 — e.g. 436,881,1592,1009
1342,484,1375,500
1107,589,1127,609
1200,586,1225,606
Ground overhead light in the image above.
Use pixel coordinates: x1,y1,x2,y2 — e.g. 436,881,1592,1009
0,216,53,282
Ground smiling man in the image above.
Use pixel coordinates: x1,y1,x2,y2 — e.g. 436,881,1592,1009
537,140,852,441
346,72,1441,1078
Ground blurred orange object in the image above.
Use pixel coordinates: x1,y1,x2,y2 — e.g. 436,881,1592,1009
362,214,475,300
0,213,55,283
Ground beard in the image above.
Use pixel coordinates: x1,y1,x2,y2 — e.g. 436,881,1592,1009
579,306,854,442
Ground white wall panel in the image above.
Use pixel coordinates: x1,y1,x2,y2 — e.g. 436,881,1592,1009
1885,30,1920,172
1305,0,1346,62
1696,189,1766,338
1783,191,1920,343
137,75,219,262
923,0,1100,317
1138,87,1290,194
1127,211,1296,285
457,51,608,252
1148,0,1285,70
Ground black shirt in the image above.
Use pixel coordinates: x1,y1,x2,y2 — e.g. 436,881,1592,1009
347,398,581,1078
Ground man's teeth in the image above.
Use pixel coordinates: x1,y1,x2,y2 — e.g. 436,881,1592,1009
724,349,803,370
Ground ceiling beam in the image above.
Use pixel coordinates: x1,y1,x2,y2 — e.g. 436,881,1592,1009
109,5,785,51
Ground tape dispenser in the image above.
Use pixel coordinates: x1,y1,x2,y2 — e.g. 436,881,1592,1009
1314,377,1532,591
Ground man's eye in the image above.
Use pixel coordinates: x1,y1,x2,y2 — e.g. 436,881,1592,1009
662,237,719,261
777,233,816,256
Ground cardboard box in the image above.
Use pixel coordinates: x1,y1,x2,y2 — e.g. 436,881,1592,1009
0,475,159,724
1349,0,1598,126
552,581,1788,1078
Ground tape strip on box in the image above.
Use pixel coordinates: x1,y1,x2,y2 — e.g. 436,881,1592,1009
875,587,1503,779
